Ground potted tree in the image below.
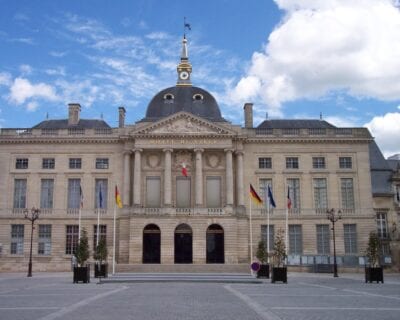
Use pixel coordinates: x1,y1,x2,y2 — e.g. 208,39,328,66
256,240,270,278
365,232,384,283
94,238,108,278
271,228,287,283
73,228,90,283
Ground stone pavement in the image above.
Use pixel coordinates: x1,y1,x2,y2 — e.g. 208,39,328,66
0,272,399,320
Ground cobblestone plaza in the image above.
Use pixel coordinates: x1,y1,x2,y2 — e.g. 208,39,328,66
0,272,399,320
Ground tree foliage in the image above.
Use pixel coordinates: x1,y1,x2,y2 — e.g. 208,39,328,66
365,231,381,267
272,228,287,267
75,228,90,266
256,240,268,264
93,237,108,264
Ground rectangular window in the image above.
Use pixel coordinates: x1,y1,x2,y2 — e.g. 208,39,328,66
16,158,28,169
344,224,357,254
376,212,388,239
206,177,221,208
68,179,81,209
146,177,161,207
95,158,109,169
42,158,55,169
287,178,301,212
38,224,51,255
313,178,328,210
316,224,330,255
289,225,303,255
11,225,24,255
13,179,27,209
261,225,275,252
40,179,54,209
341,178,354,209
95,179,108,209
286,157,299,169
176,177,191,208
69,158,82,169
339,157,352,169
312,157,326,169
93,225,107,249
258,157,272,169
65,225,79,255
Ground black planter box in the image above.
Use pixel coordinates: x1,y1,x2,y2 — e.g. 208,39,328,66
94,263,108,278
73,265,90,283
365,267,384,283
257,264,270,279
271,267,287,283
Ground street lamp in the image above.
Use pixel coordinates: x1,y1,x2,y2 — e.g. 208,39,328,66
24,207,40,277
327,208,341,278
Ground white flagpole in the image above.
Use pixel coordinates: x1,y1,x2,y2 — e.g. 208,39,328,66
267,188,270,264
78,207,82,241
112,203,116,275
249,195,254,276
285,185,289,258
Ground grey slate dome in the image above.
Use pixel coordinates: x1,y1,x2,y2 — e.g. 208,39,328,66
142,86,226,122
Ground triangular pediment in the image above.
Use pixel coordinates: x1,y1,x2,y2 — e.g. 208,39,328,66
132,112,234,136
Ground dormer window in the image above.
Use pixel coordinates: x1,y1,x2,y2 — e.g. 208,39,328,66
193,94,204,102
163,93,174,103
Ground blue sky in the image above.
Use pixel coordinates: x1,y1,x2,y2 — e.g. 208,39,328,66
0,0,399,157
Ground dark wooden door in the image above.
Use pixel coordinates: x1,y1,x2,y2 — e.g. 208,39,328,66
143,225,161,264
206,225,224,263
174,232,192,263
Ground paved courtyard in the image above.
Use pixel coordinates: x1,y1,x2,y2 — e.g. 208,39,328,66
0,272,399,320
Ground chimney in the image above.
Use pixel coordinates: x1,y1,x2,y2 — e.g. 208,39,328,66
68,103,81,126
118,107,126,128
244,103,253,128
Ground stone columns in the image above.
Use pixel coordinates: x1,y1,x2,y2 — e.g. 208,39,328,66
163,148,173,206
225,149,234,206
236,150,245,206
194,148,204,206
122,150,131,206
133,149,142,206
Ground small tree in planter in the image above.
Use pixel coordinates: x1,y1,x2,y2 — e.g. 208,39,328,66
365,232,384,283
255,240,270,278
73,228,90,283
271,228,287,283
93,238,108,278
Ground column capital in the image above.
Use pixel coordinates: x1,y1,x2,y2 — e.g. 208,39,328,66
235,150,245,156
123,149,132,155
163,148,173,153
132,148,143,153
224,148,234,153
194,148,204,153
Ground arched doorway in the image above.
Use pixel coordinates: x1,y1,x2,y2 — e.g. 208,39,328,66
174,223,193,263
206,224,224,263
143,224,161,264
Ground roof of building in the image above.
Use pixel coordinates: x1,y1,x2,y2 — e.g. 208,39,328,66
257,119,336,129
369,141,393,195
32,119,111,130
387,159,400,171
141,86,226,122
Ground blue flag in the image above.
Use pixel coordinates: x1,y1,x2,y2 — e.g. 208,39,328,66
268,185,276,208
99,184,103,208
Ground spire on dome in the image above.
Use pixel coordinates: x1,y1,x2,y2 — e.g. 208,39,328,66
176,24,192,86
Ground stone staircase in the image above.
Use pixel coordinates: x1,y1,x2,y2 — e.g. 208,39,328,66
115,263,250,273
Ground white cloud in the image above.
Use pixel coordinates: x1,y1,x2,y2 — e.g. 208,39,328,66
27,101,38,111
0,72,12,86
45,67,66,76
19,64,32,75
364,112,400,157
9,77,58,105
231,0,400,111
50,51,67,58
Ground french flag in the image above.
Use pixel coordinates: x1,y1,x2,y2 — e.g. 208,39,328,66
287,186,292,209
181,162,188,177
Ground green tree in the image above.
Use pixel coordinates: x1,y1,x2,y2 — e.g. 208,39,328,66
93,238,108,264
75,228,90,266
365,232,381,267
256,240,268,264
272,228,287,267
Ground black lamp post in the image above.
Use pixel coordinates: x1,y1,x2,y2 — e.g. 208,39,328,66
327,208,341,278
24,207,40,277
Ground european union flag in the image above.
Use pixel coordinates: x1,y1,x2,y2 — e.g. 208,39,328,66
268,185,276,208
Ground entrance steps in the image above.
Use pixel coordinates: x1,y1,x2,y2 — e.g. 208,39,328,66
115,263,250,274
99,272,261,284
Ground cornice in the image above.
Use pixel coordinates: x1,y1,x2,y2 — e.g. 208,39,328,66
244,137,374,144
0,136,120,144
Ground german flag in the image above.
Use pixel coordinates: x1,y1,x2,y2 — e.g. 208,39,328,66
250,184,263,205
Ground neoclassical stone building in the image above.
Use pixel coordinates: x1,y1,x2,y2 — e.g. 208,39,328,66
0,37,397,272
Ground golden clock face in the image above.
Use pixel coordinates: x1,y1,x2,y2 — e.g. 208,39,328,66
180,71,189,80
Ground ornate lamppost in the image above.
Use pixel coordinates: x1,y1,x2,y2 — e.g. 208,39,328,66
24,207,40,277
326,208,341,277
